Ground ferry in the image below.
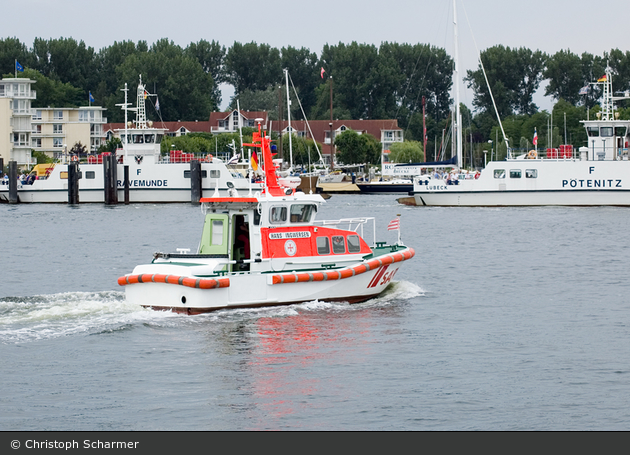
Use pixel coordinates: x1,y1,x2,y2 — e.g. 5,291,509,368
408,66,630,207
0,77,262,203
117,122,415,314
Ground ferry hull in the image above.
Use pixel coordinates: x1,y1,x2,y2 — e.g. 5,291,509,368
409,160,630,207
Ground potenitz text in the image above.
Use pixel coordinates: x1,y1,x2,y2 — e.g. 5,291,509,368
25,439,139,449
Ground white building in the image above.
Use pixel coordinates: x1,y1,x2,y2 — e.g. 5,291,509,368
0,78,36,166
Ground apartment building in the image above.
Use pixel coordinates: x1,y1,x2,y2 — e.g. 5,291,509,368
0,78,36,166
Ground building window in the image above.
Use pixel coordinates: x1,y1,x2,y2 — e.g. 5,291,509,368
79,111,88,122
53,124,63,134
53,138,63,148
32,110,42,120
54,110,63,120
32,138,41,148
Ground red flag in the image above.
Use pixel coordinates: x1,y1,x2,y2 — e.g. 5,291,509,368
387,217,400,231
320,67,325,79
533,128,538,146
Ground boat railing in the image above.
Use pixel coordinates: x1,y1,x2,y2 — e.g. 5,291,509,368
313,217,376,247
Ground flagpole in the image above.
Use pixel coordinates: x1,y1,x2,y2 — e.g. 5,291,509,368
15,59,17,78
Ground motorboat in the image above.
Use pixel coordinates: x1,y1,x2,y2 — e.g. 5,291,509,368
117,123,415,314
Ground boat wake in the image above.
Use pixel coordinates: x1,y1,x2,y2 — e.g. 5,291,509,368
0,291,158,344
0,281,423,344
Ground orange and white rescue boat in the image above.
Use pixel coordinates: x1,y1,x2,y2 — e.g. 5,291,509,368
117,123,415,314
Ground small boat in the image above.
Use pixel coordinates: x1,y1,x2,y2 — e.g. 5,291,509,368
117,123,415,314
356,179,413,194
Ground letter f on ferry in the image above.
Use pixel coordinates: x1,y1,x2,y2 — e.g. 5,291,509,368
589,167,595,174
137,169,142,175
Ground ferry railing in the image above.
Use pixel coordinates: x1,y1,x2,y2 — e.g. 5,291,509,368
312,217,377,247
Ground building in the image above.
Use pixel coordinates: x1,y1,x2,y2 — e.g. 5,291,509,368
31,106,107,158
0,78,36,166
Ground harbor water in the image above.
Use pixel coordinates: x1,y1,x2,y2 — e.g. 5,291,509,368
1,195,630,430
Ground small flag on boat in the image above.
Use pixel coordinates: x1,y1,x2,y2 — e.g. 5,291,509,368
388,217,400,231
89,91,95,103
533,128,538,146
251,151,259,171
155,96,160,111
144,90,149,99
320,67,325,79
227,154,239,165
598,75,607,82
15,60,24,72
579,85,589,95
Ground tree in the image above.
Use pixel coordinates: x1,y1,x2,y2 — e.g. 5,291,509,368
113,39,217,123
388,141,424,163
465,45,547,117
0,38,31,75
281,134,323,167
70,141,87,156
224,42,282,94
281,46,320,118
8,68,84,108
334,129,381,165
185,39,225,105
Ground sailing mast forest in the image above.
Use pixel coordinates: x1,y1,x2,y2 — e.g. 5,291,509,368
1,37,630,167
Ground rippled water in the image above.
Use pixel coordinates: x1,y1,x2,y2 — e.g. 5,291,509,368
1,197,630,430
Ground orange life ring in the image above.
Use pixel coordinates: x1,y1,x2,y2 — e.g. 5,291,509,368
71,155,79,162
205,154,213,162
527,150,537,159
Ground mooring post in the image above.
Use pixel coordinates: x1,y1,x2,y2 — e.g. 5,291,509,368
103,154,118,205
67,161,80,204
123,165,129,204
8,161,18,204
190,159,202,205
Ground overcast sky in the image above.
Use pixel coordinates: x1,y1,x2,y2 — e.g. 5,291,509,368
7,0,630,112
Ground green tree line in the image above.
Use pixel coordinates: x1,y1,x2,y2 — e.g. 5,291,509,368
2,37,630,165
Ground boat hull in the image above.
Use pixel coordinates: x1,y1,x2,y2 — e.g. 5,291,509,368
408,160,630,206
120,248,413,314
357,183,413,194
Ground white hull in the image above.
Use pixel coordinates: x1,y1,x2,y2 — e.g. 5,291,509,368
1,161,260,203
410,159,630,206
122,256,407,314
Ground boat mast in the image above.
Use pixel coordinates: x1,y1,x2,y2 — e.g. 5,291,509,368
453,0,463,169
284,69,293,172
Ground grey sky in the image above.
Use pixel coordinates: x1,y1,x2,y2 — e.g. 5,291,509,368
7,0,630,112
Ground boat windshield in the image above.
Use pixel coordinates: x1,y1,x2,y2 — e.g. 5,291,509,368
290,204,316,223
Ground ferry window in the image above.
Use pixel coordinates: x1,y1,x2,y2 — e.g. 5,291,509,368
494,169,506,179
615,127,627,137
600,127,613,137
317,237,330,255
525,169,538,178
85,171,95,179
587,127,599,137
270,206,287,224
132,134,144,144
156,134,163,144
211,220,223,245
210,170,220,179
509,169,521,178
253,210,261,226
144,134,154,143
347,235,361,253
290,204,316,223
332,235,346,254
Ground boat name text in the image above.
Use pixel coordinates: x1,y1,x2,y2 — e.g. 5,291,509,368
269,231,311,239
117,179,168,188
562,179,621,188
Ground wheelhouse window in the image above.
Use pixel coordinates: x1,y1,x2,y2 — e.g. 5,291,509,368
494,169,506,179
210,170,220,179
600,127,613,137
270,206,287,224
290,204,316,223
509,169,521,179
211,220,224,245
347,235,361,253
587,127,599,137
317,237,330,255
615,127,627,137
85,171,95,179
332,235,345,254
526,169,538,178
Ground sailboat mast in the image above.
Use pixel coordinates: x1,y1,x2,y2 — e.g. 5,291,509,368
284,69,293,171
453,0,463,169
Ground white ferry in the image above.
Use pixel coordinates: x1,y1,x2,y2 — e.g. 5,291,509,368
408,67,630,207
118,122,414,314
0,77,262,203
